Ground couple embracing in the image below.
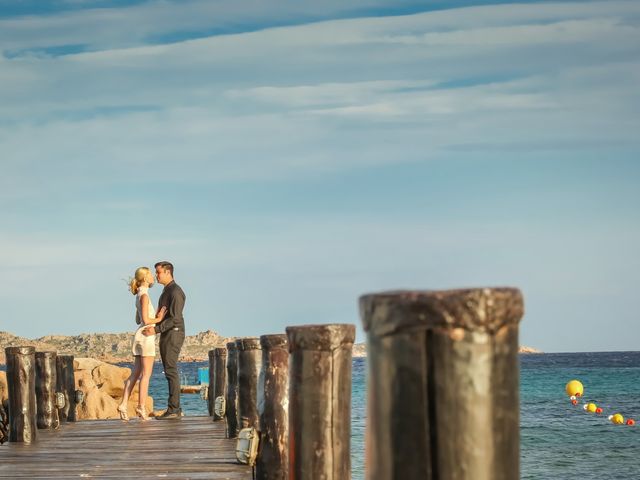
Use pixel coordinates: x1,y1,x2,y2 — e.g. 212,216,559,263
118,261,186,421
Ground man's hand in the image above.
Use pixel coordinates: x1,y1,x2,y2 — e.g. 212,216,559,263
142,326,156,336
156,306,167,321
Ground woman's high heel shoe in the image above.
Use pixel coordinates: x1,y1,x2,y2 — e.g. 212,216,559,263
135,405,149,421
117,404,129,422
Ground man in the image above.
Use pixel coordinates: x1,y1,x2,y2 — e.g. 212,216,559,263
143,261,186,419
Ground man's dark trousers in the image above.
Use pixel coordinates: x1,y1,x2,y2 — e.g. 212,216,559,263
160,329,185,412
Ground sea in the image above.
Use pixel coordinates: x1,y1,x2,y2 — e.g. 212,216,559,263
151,352,639,479
4,351,639,478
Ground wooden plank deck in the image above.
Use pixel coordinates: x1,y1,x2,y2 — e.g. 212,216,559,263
0,416,252,479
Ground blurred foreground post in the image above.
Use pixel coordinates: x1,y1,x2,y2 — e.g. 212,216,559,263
225,341,239,438
35,351,59,430
5,346,37,443
213,347,227,421
256,334,289,480
236,337,262,430
286,324,355,480
56,355,76,422
360,288,524,480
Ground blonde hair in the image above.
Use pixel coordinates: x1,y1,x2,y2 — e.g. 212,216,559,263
129,267,151,295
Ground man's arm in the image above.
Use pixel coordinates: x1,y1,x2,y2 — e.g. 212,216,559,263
154,286,185,334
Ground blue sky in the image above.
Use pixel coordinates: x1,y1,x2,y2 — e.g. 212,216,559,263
1,0,639,352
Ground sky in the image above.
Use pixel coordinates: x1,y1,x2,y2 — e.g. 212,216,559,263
1,0,639,352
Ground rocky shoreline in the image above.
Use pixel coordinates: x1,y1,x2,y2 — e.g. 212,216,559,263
0,330,540,364
0,330,228,365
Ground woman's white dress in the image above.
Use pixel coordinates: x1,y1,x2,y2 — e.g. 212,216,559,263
131,286,156,357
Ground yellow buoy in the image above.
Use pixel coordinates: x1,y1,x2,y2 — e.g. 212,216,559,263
565,380,584,397
584,403,597,413
609,413,625,425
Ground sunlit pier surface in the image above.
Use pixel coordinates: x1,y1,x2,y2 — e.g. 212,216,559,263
0,416,252,479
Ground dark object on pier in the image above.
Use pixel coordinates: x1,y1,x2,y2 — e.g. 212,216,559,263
360,288,524,480
225,341,239,438
286,324,355,480
236,337,262,430
208,350,216,416
56,355,77,422
256,334,289,480
5,346,37,443
35,351,60,430
213,347,228,421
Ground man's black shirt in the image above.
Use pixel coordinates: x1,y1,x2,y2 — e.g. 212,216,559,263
154,280,186,334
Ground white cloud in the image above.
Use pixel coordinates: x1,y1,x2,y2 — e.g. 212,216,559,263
0,0,441,53
1,2,639,349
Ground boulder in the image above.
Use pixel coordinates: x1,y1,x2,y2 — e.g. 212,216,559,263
74,369,97,392
72,357,154,420
78,387,120,420
92,363,129,397
74,357,104,372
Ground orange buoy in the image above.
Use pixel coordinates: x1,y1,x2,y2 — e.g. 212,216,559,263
595,407,603,414
626,419,635,426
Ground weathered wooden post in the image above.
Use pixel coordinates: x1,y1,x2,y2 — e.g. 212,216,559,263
286,324,355,480
359,288,524,480
213,347,227,421
236,337,262,430
256,334,289,480
56,355,76,422
225,341,239,438
35,351,59,430
208,349,216,416
5,346,37,443
0,402,8,444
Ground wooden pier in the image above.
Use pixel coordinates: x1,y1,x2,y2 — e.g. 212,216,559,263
2,290,524,479
0,416,252,479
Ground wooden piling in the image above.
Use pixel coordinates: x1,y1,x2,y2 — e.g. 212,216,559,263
0,401,7,444
359,288,524,480
213,347,227,421
225,341,239,438
55,355,76,422
35,351,59,430
208,349,216,416
5,346,37,443
286,324,355,480
256,334,289,480
236,337,262,430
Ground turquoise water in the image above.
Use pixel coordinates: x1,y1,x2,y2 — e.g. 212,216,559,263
141,352,639,478
519,352,639,479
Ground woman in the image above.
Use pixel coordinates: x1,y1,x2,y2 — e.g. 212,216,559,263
118,267,166,421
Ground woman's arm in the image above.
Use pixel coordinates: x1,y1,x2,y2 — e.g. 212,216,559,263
140,294,166,325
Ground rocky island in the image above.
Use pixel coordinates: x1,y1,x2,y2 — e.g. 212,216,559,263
0,330,227,364
0,330,540,364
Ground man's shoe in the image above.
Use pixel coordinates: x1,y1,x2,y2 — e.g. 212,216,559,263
155,409,182,420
